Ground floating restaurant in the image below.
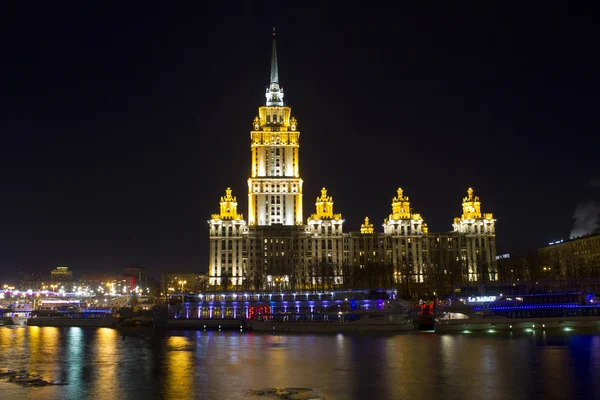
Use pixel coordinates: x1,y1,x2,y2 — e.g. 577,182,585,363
167,290,399,320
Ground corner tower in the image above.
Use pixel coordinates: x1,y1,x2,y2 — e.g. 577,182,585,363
208,188,247,286
248,30,303,226
383,188,429,283
453,188,497,283
306,188,345,281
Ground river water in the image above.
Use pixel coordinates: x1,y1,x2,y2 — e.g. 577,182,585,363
0,326,599,399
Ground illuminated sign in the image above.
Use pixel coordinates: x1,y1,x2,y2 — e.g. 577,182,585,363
467,296,497,303
247,306,272,320
495,253,510,260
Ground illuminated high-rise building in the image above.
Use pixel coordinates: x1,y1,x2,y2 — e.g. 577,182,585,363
247,31,302,226
207,33,498,296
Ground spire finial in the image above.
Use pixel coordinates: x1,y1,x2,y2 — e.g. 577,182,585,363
265,28,284,106
270,28,279,84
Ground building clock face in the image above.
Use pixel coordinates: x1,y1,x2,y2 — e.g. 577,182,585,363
291,124,296,131
255,123,260,130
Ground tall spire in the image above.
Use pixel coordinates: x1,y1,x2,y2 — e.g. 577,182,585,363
270,27,279,84
265,27,284,106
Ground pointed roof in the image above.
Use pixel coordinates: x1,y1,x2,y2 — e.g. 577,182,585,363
265,27,284,107
270,27,279,84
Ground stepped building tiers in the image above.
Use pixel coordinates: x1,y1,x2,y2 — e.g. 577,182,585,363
208,33,497,295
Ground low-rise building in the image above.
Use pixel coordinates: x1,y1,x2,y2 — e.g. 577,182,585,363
538,234,600,279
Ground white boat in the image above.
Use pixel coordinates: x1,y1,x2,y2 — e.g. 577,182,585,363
11,311,32,326
246,310,414,332
435,297,600,332
435,312,600,332
0,309,33,326
27,311,119,327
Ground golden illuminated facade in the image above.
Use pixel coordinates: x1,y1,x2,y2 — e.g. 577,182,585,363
207,33,498,295
452,188,497,282
304,188,345,285
247,32,302,226
382,189,429,283
208,188,247,286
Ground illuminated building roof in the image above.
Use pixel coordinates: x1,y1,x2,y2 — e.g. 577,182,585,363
270,27,279,84
454,187,494,224
308,187,342,221
360,217,374,234
266,27,284,107
211,187,244,221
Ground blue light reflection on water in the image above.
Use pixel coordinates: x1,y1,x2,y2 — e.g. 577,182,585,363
66,327,83,399
0,327,600,399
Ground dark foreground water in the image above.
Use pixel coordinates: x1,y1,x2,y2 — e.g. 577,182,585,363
1,326,600,399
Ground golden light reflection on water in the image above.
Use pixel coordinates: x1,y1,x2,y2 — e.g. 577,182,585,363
27,326,41,363
2,327,600,399
40,327,60,361
0,328,22,364
93,328,118,395
165,336,194,400
11,327,26,353
264,337,288,385
334,333,350,369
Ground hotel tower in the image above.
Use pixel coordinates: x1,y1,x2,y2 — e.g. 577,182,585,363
208,33,497,296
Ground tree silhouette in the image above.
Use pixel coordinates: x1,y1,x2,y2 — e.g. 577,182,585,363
221,271,232,292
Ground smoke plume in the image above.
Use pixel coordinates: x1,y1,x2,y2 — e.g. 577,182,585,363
570,178,600,239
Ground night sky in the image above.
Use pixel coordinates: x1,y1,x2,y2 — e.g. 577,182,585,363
1,4,598,282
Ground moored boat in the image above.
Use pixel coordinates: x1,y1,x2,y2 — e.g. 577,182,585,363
435,293,600,332
27,310,119,327
246,309,414,332
10,311,32,326
0,309,33,326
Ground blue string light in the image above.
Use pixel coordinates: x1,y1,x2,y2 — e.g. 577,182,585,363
489,304,599,310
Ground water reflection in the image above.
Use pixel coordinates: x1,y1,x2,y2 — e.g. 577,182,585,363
165,336,193,399
27,326,41,364
40,327,60,358
0,327,600,399
65,327,84,398
93,328,118,399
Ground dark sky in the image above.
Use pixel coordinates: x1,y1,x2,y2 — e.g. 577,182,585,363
1,4,598,282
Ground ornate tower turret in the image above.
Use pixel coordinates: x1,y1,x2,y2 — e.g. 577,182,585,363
383,188,427,234
308,188,342,221
453,187,494,229
389,188,412,220
360,217,374,234
214,187,243,221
